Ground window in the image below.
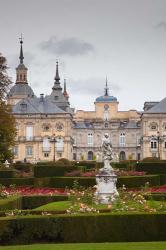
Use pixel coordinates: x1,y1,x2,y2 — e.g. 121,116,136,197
44,153,49,158
87,151,93,160
87,133,93,146
43,126,50,131
119,132,125,147
150,123,158,130
26,126,33,140
164,141,166,149
13,146,18,156
54,96,58,100
136,136,141,146
26,146,33,156
151,140,157,149
119,151,126,160
43,137,50,152
104,122,109,128
56,137,64,152
103,106,109,121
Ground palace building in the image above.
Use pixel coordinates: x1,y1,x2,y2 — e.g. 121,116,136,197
7,39,166,162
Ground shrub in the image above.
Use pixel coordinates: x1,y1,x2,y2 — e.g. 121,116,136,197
0,170,14,178
0,196,22,211
34,165,76,178
160,174,166,185
118,175,160,188
56,158,73,166
0,213,166,244
22,195,68,209
13,163,33,172
0,178,34,186
136,162,166,174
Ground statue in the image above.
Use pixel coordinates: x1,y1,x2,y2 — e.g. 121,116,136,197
100,133,114,174
4,160,10,168
95,133,118,204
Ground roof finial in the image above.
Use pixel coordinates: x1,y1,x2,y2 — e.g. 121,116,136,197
54,60,60,82
19,33,24,64
63,78,69,98
104,77,109,96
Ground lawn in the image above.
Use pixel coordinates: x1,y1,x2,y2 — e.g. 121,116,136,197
1,242,166,250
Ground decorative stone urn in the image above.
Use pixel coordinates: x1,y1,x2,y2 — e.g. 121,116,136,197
95,133,119,204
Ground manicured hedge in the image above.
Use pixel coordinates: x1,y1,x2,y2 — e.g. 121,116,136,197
0,213,165,244
13,163,34,172
34,175,160,188
160,174,166,185
34,165,76,178
136,162,166,174
118,175,160,188
0,170,14,178
34,177,96,188
0,177,34,186
22,195,68,209
0,196,22,211
144,193,166,201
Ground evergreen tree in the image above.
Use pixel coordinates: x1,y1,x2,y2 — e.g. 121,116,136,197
0,53,16,162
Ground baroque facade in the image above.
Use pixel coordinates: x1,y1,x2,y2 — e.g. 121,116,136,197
7,40,166,162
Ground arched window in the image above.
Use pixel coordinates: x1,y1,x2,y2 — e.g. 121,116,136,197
119,132,125,147
43,137,50,152
88,151,93,160
119,151,126,160
87,133,93,146
151,139,157,149
56,137,64,152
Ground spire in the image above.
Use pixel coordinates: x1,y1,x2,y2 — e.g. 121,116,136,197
19,34,24,64
63,78,69,98
104,77,109,96
54,61,60,83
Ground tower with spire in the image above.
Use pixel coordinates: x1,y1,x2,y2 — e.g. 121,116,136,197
16,34,28,84
47,61,71,112
7,36,34,105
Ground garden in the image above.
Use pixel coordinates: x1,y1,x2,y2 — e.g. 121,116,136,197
0,158,166,248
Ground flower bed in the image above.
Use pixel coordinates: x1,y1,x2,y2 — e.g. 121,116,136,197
0,186,66,196
149,185,166,193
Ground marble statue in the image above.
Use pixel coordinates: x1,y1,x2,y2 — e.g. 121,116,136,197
95,133,119,204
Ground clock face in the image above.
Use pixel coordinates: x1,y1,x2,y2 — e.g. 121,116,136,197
56,122,64,132
104,104,109,111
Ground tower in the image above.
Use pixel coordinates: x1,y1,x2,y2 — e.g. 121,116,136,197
7,36,35,105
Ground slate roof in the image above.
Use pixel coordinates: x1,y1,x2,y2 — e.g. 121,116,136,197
145,97,166,114
8,84,34,97
74,122,94,129
95,95,117,102
13,97,66,114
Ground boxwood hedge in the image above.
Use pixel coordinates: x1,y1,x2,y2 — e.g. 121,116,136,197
0,170,15,178
136,162,166,174
0,196,22,211
34,165,76,178
0,213,165,244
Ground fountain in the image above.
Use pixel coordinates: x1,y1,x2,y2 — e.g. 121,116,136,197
95,133,119,204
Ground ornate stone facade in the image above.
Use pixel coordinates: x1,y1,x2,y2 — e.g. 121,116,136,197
8,39,166,162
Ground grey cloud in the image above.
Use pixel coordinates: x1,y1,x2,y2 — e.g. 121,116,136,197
39,36,94,56
68,77,120,96
155,21,166,29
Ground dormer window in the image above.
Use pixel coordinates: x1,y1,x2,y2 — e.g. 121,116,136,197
150,122,158,130
20,102,27,112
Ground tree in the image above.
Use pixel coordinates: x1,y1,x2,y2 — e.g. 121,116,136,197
0,53,11,100
0,53,16,162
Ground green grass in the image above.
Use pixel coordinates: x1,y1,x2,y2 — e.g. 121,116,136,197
1,242,166,250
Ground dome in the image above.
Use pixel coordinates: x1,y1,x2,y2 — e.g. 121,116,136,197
16,63,27,70
8,83,34,97
95,95,117,102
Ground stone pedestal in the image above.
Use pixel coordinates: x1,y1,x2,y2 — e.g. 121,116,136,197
95,171,118,204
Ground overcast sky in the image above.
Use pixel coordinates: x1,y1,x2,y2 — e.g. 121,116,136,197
1,0,166,111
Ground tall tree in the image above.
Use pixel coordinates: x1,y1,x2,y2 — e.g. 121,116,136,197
0,53,16,162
